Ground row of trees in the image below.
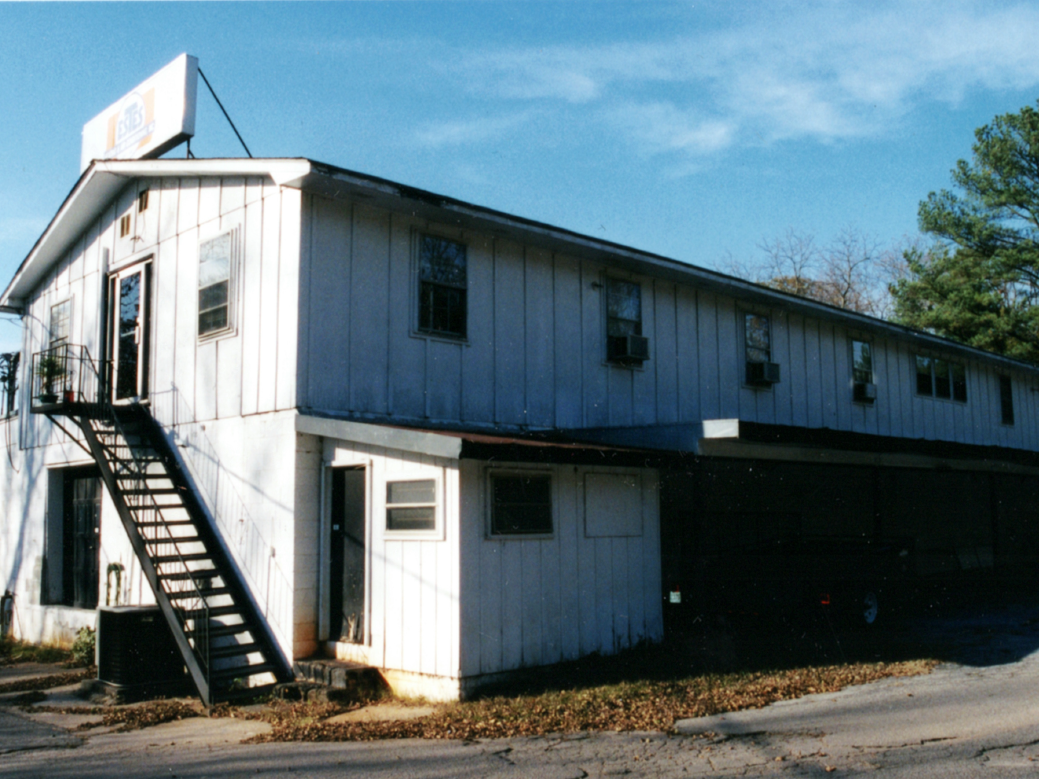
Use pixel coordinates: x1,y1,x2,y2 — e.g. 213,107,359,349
731,102,1039,365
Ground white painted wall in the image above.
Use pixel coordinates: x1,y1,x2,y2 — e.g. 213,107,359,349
299,193,1039,452
322,437,462,680
458,461,662,679
8,172,305,650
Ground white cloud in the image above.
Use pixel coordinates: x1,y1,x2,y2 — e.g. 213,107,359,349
413,111,537,148
452,1,1039,161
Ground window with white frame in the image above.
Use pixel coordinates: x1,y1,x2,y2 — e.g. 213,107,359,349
198,232,234,338
915,355,967,402
385,479,437,532
417,234,467,338
605,278,643,363
489,471,552,536
50,300,70,346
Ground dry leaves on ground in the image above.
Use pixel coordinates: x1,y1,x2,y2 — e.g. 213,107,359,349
0,669,91,694
245,659,936,743
30,700,203,732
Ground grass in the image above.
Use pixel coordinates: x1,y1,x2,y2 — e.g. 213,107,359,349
0,636,72,666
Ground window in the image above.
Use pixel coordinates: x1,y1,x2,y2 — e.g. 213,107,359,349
198,232,234,337
137,189,150,213
1000,375,1015,425
385,479,436,532
744,313,779,385
417,235,467,338
915,355,967,402
490,472,552,536
745,313,770,363
606,279,642,362
50,300,70,346
43,468,101,609
119,214,131,238
0,352,18,417
852,340,875,403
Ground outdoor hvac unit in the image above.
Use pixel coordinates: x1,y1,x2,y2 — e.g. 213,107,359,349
97,606,187,699
610,334,650,364
853,382,878,403
746,361,781,386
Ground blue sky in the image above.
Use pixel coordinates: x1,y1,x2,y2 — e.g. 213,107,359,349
3,1,1039,352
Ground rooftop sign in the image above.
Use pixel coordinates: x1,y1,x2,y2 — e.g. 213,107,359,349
80,54,198,172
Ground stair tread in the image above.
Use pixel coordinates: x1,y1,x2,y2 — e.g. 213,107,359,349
208,642,261,659
209,663,279,681
158,570,222,581
153,553,213,563
182,604,241,618
167,586,231,600
190,623,253,639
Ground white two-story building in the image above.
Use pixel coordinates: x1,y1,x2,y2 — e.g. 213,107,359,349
2,157,1038,701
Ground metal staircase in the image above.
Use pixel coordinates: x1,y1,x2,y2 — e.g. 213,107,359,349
30,345,292,705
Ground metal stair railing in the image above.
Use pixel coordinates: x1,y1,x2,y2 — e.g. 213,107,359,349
31,345,214,702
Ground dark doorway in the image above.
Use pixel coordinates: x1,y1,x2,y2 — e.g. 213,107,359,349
329,468,366,643
63,469,101,609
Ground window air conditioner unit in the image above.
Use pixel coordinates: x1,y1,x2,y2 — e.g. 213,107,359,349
610,335,650,364
854,382,878,402
746,361,781,386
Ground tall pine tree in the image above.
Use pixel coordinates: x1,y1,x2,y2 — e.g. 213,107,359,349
892,103,1039,363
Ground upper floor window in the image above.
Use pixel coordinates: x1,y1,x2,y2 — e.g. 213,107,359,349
198,232,234,338
1000,375,1014,425
417,235,467,338
137,189,150,213
851,339,876,403
915,355,967,402
50,300,70,346
606,279,647,364
744,313,779,386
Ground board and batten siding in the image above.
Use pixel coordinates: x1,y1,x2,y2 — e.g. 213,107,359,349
324,438,462,681
299,194,1039,453
458,461,662,678
21,174,303,451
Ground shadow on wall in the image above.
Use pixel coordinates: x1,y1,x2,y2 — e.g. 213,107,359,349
150,386,293,652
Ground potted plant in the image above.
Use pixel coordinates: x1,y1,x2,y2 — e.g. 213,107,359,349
36,353,64,404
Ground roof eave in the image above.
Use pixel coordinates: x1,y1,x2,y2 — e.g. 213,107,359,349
0,158,312,309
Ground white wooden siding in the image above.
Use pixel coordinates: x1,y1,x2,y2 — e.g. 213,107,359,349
458,461,662,678
299,192,1039,451
325,439,462,678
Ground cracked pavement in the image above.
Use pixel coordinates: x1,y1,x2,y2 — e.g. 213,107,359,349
4,600,1039,777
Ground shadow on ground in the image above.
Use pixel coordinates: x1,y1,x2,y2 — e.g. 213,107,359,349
472,576,1039,701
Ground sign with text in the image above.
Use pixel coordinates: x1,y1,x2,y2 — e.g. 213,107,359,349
80,54,198,172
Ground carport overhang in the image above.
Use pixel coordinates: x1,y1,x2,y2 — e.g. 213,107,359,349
563,419,1039,476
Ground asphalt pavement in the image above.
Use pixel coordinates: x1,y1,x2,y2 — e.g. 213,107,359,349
3,597,1039,777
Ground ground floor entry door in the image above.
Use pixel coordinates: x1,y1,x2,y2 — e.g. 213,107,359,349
329,468,366,643
108,260,151,402
63,468,101,610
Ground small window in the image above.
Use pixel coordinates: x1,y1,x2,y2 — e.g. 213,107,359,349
119,214,131,238
915,355,933,395
606,279,642,362
490,473,552,536
915,355,967,402
852,340,872,384
417,235,467,338
137,189,150,213
1000,375,1015,425
0,352,19,417
386,479,436,532
745,313,771,364
198,232,234,337
50,300,71,346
